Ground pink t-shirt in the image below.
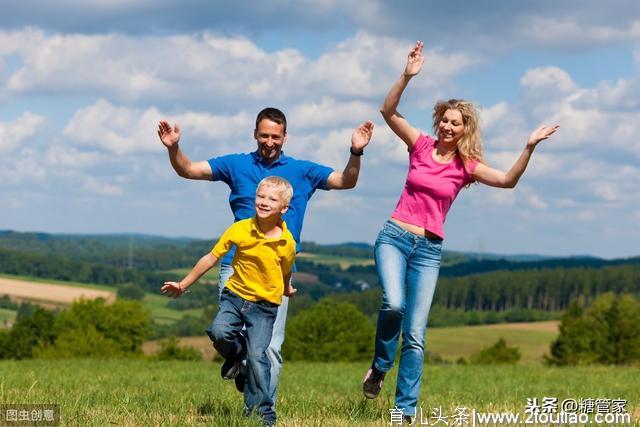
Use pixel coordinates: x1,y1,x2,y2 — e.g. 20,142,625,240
391,133,478,239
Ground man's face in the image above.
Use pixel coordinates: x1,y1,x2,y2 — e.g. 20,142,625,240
254,119,286,162
254,184,289,220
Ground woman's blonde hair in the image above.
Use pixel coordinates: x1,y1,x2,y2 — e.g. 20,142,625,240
432,99,484,164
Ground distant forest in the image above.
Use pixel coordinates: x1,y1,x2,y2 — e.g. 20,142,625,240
1,230,639,316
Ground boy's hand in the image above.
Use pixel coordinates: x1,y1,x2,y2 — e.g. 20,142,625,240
161,281,185,299
284,282,297,298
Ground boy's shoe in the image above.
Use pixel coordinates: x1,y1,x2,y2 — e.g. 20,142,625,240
221,358,242,380
262,418,276,426
362,365,385,399
234,362,247,392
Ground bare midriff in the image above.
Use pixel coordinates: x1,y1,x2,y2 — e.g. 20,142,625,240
390,217,442,240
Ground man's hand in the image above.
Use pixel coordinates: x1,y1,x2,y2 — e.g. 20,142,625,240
158,120,181,149
351,120,374,152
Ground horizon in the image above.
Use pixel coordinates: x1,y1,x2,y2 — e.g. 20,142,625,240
1,228,632,261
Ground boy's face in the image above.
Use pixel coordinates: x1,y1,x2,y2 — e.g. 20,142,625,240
255,184,289,220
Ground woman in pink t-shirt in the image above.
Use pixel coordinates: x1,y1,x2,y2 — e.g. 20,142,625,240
362,41,559,420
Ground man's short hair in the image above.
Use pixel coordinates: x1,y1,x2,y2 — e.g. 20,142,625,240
255,107,287,133
257,176,293,205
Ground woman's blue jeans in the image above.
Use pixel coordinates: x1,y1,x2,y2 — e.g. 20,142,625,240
372,220,443,417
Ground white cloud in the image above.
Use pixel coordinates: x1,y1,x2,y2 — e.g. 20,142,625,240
526,192,549,210
520,66,577,100
45,145,101,169
0,29,477,105
62,99,252,155
82,176,123,196
0,112,46,152
522,17,640,46
288,98,378,130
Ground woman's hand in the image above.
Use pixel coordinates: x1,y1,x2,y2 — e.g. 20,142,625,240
404,41,425,77
527,124,559,148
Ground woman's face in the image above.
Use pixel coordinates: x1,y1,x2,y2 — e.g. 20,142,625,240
437,109,465,145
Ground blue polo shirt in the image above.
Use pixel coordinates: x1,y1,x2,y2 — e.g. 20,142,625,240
208,150,333,264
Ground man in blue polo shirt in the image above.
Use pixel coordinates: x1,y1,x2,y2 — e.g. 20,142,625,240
157,107,373,407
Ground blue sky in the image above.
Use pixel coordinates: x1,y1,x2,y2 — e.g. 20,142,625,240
1,1,639,258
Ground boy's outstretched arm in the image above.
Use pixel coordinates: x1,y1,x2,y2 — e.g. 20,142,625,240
161,252,219,298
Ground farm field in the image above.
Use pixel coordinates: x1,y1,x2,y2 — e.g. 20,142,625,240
0,274,203,325
0,276,115,306
1,359,638,426
297,252,374,269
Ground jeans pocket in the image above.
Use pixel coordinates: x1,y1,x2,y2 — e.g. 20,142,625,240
381,221,403,239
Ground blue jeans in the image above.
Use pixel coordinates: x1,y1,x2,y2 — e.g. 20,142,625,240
217,264,288,407
207,287,278,423
372,220,443,417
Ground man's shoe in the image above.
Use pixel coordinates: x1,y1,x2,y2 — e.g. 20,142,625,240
221,358,241,380
403,415,415,425
362,365,385,399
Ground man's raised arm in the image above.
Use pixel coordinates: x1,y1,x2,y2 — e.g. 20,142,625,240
157,120,213,180
326,120,374,190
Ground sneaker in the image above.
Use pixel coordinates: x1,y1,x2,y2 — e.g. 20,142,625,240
220,358,241,380
262,418,276,427
362,365,385,399
403,415,415,425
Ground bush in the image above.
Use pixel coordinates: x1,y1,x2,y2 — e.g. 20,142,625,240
117,283,145,300
149,337,202,361
546,293,640,365
283,298,374,361
37,298,151,358
0,306,57,359
470,338,521,365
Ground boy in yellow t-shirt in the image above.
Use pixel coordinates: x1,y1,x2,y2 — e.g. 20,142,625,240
161,176,295,426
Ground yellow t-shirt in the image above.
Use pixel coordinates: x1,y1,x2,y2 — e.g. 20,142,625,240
211,217,296,305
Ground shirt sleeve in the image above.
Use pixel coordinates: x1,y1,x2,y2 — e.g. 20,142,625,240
211,223,239,259
207,154,236,184
304,161,334,191
409,133,431,158
464,159,479,183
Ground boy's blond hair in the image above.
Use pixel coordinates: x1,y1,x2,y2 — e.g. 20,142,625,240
257,176,293,205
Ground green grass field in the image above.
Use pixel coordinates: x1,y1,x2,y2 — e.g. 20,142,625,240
1,359,638,426
428,321,559,364
165,266,221,283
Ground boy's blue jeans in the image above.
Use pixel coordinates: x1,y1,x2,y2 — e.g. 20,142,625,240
372,220,443,417
217,264,287,409
207,287,278,423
